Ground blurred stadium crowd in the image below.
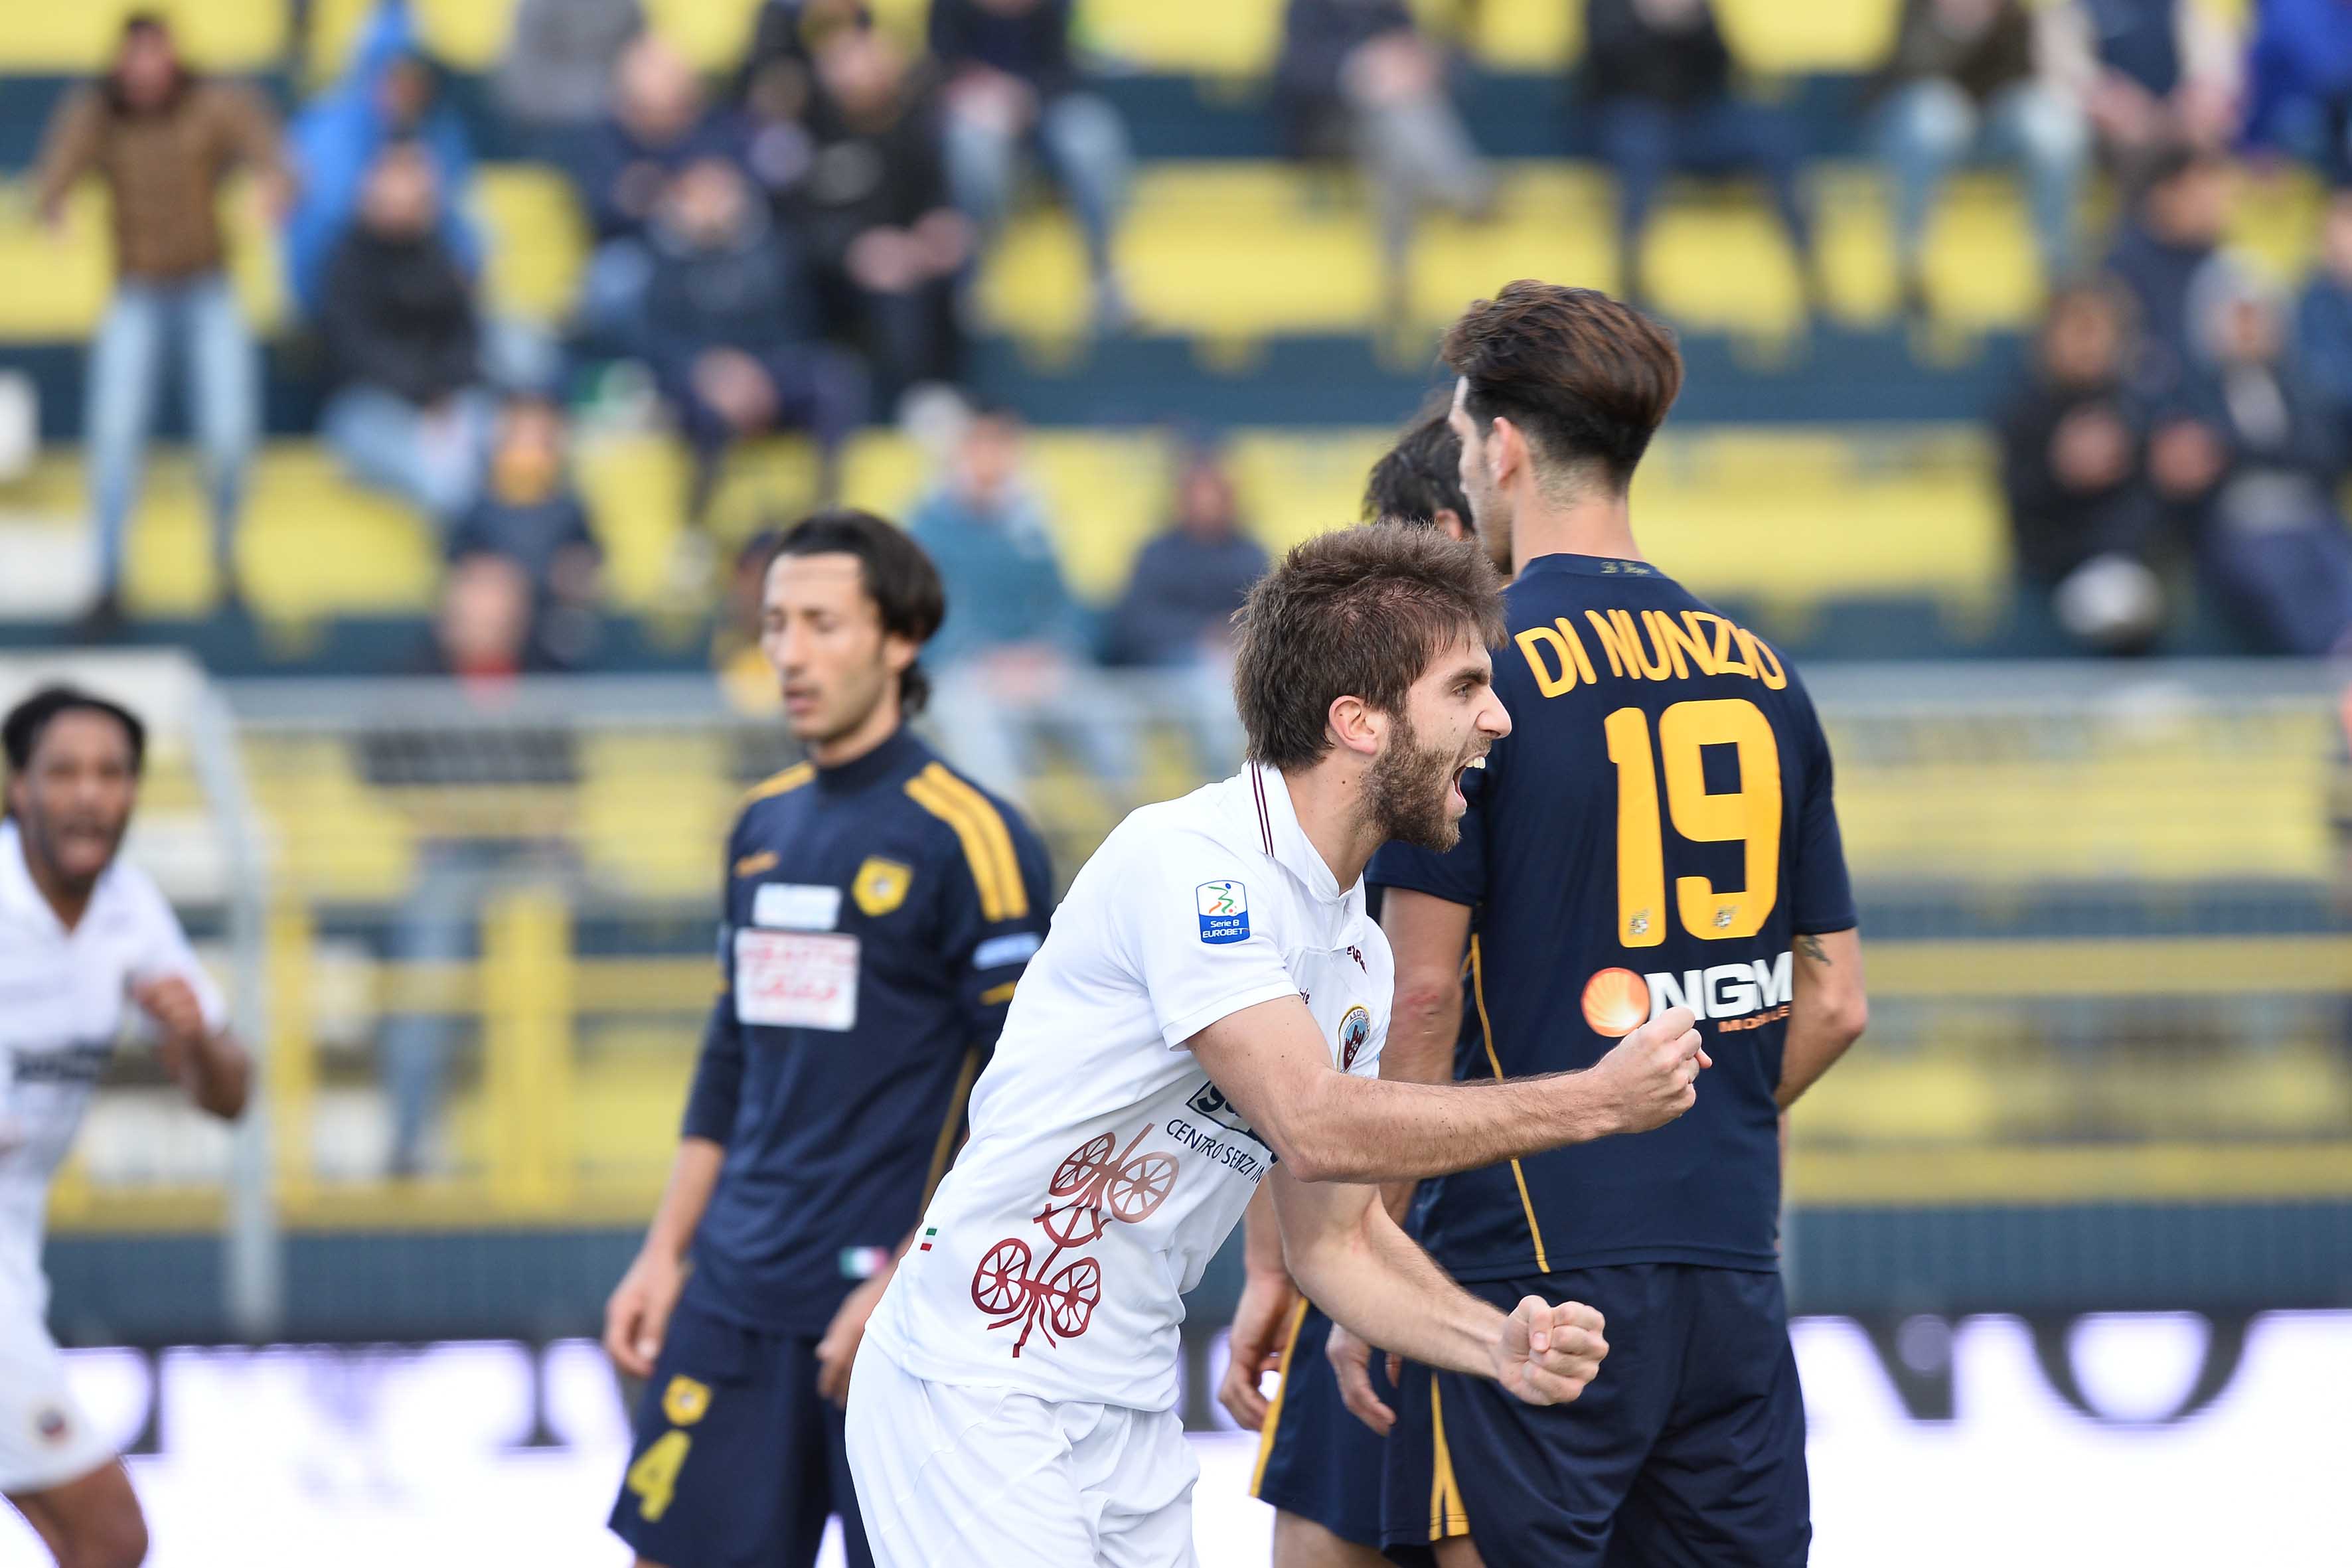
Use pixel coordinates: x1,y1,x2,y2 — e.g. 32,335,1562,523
9,0,2352,679
1,1,2347,1425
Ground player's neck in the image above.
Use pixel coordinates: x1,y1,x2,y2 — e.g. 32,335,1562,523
1510,490,1642,575
17,830,97,931
808,695,903,770
1280,762,1385,892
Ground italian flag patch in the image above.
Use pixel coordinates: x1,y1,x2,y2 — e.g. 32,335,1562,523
919,1227,939,1253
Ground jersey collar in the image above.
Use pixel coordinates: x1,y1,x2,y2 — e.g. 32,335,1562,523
813,724,925,794
1518,552,1665,582
1246,763,1353,909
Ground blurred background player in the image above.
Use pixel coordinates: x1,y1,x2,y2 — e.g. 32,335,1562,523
1353,283,1869,1565
1,686,250,1568
601,509,1053,1568
1223,406,1478,1568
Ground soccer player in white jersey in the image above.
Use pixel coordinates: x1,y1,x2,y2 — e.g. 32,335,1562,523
846,524,1711,1566
0,688,250,1568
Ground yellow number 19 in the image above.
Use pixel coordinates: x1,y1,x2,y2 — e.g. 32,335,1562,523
1605,699,1782,945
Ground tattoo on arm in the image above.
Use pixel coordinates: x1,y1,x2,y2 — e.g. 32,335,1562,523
1798,934,1830,965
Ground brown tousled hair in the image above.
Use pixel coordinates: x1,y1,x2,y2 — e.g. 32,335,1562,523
1441,281,1683,491
1231,523,1506,772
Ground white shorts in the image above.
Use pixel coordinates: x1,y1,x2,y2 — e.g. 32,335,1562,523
844,1338,1200,1568
0,1311,112,1495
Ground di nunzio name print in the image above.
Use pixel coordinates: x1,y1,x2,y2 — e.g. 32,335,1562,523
1514,605,1790,696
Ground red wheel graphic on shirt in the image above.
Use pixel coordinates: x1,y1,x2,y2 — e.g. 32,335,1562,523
1038,1200,1109,1250
1103,1152,1178,1223
1043,1257,1101,1339
970,1237,1032,1316
1050,1133,1117,1196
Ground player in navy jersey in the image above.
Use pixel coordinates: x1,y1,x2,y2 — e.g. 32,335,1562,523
1227,406,1479,1568
1355,282,1870,1565
602,510,1054,1568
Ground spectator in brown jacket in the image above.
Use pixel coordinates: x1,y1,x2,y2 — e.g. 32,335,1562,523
32,12,287,633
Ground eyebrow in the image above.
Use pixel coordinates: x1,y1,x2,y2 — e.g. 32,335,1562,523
1449,661,1492,689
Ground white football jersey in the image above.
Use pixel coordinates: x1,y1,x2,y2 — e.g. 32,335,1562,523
0,820,226,1320
864,764,1391,1413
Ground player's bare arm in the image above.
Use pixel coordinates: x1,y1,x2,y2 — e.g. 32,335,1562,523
603,1136,724,1378
1188,994,1707,1186
133,975,249,1119
1774,928,1867,1109
1320,885,1477,1429
1271,1164,1605,1413
1216,1186,1300,1431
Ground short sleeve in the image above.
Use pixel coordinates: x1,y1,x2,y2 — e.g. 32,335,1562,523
1789,698,1858,936
930,798,1056,1048
1366,764,1489,907
1109,826,1302,1050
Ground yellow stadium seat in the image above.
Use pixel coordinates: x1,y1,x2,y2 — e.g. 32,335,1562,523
0,0,287,72
474,164,589,322
242,733,416,903
578,732,736,897
1076,0,1282,76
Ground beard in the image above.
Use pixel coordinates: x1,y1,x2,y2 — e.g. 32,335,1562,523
1366,710,1464,853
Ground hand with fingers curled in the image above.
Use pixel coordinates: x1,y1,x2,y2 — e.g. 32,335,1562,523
1586,1005,1711,1136
1327,1320,1406,1435
1492,1296,1608,1407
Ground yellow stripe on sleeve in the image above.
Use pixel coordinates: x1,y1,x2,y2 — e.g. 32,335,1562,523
740,762,813,806
905,772,1008,921
978,980,1018,1007
919,765,1028,920
1472,937,1551,1273
1249,1297,1313,1497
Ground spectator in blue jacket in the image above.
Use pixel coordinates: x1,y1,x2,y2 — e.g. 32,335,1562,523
628,157,867,520
931,0,1133,333
283,0,479,317
2243,0,2352,181
907,406,1084,666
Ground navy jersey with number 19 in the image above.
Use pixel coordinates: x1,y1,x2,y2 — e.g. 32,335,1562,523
1369,552,1856,1280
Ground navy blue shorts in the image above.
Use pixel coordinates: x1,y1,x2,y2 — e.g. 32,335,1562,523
1249,1301,1412,1554
607,1289,873,1568
1381,1265,1808,1567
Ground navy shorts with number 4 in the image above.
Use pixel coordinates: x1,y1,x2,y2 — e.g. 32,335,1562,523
1382,1264,1808,1567
609,1289,873,1568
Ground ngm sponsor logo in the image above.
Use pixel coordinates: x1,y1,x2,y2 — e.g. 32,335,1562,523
1580,952,1793,1036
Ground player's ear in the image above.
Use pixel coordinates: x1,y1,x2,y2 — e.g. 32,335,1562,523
880,629,918,679
1488,418,1524,490
1326,694,1381,759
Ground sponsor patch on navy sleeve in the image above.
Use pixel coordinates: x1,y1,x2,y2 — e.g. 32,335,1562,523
973,931,1043,970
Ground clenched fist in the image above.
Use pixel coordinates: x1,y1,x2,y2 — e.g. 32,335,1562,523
1588,1006,1709,1136
1491,1296,1607,1407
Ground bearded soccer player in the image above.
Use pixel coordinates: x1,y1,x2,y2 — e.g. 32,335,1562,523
1227,409,1483,1568
1,687,250,1568
845,522,1715,1567
1355,282,1869,1567
603,511,1054,1568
